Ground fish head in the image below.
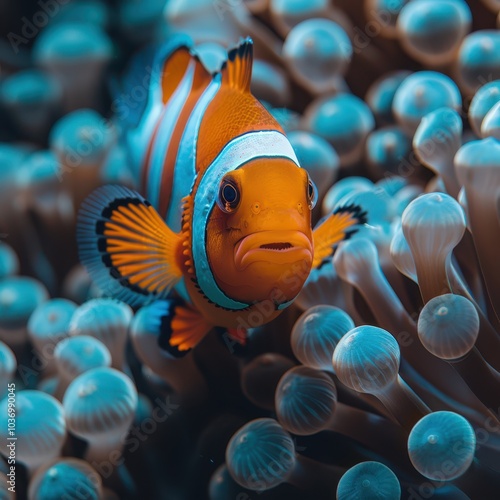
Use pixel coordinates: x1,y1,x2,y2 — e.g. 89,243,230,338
206,157,316,306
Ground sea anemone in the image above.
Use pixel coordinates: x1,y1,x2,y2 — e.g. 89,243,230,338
0,390,66,476
28,458,102,500
63,367,137,464
27,298,77,376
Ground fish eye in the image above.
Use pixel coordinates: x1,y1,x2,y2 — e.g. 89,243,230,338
217,179,240,213
307,178,318,209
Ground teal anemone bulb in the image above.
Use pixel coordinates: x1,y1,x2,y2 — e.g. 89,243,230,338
413,107,462,166
481,100,500,140
16,151,61,188
0,391,66,471
226,418,296,490
337,461,401,500
69,299,132,365
69,297,133,336
51,1,109,28
0,342,16,380
251,60,291,107
33,23,112,62
402,193,466,258
332,325,400,394
417,294,479,360
0,243,19,280
376,176,408,197
366,71,411,124
209,464,255,500
458,31,500,94
28,458,102,500
63,367,137,439
408,411,476,481
291,305,354,371
271,0,329,20
28,298,77,345
454,137,500,189
49,109,116,166
0,342,16,399
0,277,49,330
0,70,60,106
304,93,375,165
0,144,30,186
392,71,461,134
283,19,352,82
100,144,135,187
322,177,373,214
288,131,339,198
468,80,500,136
339,188,392,227
275,366,337,435
120,0,170,31
366,126,411,175
397,0,471,65
55,336,111,379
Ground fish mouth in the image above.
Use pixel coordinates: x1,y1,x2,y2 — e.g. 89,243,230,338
234,231,313,271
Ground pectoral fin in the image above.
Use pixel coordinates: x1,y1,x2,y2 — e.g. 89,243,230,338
312,204,367,269
77,185,183,307
148,299,213,357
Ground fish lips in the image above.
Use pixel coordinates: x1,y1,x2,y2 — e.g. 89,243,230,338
234,230,313,271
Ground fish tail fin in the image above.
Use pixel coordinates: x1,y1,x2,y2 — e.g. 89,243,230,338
77,185,183,308
220,37,253,92
138,299,213,358
312,204,367,269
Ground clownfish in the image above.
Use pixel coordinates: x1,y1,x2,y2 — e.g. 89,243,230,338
77,35,366,357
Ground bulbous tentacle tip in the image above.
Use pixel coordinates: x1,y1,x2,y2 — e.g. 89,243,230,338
408,411,476,481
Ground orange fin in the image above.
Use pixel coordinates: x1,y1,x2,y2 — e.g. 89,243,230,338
226,327,247,346
77,185,183,307
220,37,253,92
153,300,213,357
312,204,367,269
158,40,214,103
160,47,193,103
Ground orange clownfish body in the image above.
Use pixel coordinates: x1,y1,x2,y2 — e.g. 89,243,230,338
77,36,366,357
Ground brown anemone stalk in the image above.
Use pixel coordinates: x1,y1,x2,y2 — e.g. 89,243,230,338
401,192,464,304
226,418,345,493
393,219,500,371
418,294,500,417
390,222,417,283
333,236,489,422
274,366,411,468
455,137,500,324
332,326,430,432
130,305,209,406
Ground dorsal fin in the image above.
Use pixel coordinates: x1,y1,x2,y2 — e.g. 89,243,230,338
221,37,253,92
